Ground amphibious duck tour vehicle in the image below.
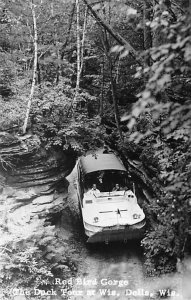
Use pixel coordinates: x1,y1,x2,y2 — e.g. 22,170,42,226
77,153,145,243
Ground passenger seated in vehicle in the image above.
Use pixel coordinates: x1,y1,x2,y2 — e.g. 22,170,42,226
88,184,100,195
112,183,123,191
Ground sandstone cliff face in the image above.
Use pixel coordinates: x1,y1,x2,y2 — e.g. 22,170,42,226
0,133,78,299
0,132,76,187
0,132,76,196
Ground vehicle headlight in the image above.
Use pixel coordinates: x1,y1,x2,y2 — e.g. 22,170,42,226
94,217,99,223
133,214,141,219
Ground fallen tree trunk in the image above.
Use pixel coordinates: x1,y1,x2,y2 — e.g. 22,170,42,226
82,0,144,65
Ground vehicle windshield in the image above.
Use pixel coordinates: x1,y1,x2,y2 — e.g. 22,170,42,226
84,170,129,193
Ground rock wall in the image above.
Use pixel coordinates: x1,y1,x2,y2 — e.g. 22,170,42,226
0,132,76,187
0,133,78,299
0,131,76,243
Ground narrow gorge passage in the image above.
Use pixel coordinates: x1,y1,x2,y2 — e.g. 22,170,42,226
55,166,183,300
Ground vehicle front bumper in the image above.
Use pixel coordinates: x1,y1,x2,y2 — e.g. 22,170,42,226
85,220,146,243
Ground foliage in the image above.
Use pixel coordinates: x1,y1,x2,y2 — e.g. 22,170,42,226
0,219,77,299
142,224,176,276
30,78,106,152
116,1,191,274
0,246,54,291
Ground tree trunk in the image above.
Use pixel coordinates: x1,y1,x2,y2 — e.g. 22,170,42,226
101,31,123,142
143,0,152,66
99,55,105,116
70,3,88,113
56,49,61,84
108,57,123,142
115,58,120,84
80,5,88,75
61,2,76,60
82,0,144,66
37,61,41,85
72,0,81,113
22,0,38,134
